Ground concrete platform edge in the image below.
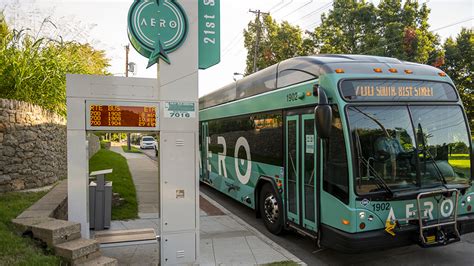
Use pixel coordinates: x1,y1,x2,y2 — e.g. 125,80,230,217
199,192,306,266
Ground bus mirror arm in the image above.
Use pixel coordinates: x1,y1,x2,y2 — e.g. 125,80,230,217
314,85,332,139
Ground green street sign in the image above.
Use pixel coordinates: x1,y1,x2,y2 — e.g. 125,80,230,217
127,0,188,68
198,0,220,69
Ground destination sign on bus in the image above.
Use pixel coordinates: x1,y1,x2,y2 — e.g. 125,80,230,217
340,79,458,102
88,104,158,129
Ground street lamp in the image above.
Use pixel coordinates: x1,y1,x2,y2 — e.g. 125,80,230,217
233,72,244,81
127,62,137,76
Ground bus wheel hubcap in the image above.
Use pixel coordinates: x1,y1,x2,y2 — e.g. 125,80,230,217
264,194,279,224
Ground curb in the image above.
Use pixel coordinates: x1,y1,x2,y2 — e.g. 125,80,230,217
200,192,307,266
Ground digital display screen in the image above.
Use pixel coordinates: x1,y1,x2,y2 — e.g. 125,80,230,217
89,105,157,128
340,79,458,102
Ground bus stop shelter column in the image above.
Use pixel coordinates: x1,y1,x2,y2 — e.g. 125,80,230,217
66,93,89,238
158,0,199,264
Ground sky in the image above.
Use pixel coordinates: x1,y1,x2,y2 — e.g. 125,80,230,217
1,0,473,97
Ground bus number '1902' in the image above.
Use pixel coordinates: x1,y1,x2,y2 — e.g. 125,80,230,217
287,92,298,102
372,202,391,212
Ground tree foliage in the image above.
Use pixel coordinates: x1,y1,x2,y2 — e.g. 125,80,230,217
243,15,313,75
242,0,472,121
312,0,440,63
0,13,110,116
440,28,474,129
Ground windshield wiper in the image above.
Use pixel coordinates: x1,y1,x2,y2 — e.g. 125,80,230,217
417,123,447,185
354,130,393,196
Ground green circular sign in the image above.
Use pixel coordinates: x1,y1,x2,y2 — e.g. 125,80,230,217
127,0,188,67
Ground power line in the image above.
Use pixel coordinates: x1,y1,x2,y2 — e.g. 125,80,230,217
272,0,294,14
431,17,473,32
361,17,474,56
268,0,285,12
294,2,332,24
222,33,242,54
280,0,314,18
302,3,333,29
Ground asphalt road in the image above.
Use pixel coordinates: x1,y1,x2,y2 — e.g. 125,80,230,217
200,184,474,265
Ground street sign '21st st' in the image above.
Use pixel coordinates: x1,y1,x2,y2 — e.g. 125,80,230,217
128,0,188,68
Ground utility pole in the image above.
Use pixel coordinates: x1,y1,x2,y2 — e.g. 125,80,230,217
249,9,269,73
125,44,132,151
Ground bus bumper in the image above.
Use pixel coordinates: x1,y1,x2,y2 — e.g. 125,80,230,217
321,214,474,253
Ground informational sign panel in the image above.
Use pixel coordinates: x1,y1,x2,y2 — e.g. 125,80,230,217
86,101,159,131
198,0,220,69
164,101,196,118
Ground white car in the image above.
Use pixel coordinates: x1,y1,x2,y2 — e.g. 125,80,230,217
140,136,156,149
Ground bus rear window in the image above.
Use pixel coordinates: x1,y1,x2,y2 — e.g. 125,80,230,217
340,79,458,102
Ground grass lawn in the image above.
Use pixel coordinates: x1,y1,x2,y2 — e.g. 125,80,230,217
89,149,138,220
449,154,470,170
121,145,142,153
450,159,470,169
0,191,61,265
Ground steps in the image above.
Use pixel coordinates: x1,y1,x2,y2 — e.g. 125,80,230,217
55,238,99,262
31,219,81,246
12,180,118,265
27,220,117,265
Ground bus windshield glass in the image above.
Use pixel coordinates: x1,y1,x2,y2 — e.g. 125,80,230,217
348,105,471,195
340,79,458,102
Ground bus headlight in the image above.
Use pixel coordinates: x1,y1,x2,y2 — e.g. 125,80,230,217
467,196,471,203
359,212,365,219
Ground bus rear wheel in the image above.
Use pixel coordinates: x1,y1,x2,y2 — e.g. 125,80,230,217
260,183,283,235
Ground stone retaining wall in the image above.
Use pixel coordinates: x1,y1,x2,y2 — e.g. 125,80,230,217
87,133,100,159
0,99,67,192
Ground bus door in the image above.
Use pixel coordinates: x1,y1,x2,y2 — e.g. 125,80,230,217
285,113,318,232
201,122,210,182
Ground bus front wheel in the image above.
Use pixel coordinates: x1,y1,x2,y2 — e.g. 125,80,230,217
260,183,283,235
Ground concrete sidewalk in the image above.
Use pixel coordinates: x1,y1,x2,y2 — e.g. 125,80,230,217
100,144,303,265
111,145,159,216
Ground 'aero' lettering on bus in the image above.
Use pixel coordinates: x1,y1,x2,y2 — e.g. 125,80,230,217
200,136,252,185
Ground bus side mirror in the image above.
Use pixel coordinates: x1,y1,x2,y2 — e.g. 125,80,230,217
314,85,332,139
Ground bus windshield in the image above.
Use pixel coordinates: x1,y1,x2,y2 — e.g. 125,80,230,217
348,105,472,195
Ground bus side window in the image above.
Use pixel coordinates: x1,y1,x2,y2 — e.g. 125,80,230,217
277,69,316,88
322,106,349,204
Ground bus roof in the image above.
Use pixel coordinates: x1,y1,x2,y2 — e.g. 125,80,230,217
199,54,446,110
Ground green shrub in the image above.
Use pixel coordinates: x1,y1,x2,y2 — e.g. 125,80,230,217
0,12,110,116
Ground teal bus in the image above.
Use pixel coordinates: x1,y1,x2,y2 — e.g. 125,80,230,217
199,55,473,252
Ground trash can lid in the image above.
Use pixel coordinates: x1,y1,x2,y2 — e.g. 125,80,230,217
90,169,113,176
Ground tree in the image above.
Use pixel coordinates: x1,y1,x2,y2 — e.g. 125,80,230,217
243,15,312,74
312,0,379,54
441,28,473,129
311,0,441,63
0,13,110,116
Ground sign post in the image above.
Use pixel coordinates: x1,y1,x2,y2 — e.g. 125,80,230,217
66,1,218,265
127,0,209,264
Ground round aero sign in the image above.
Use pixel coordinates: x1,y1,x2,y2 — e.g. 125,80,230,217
128,0,188,68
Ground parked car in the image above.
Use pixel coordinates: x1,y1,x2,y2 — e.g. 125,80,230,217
140,136,156,149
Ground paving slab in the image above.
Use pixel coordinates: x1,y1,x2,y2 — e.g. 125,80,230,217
101,242,159,266
213,236,258,265
101,143,303,265
110,146,159,217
